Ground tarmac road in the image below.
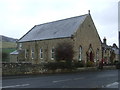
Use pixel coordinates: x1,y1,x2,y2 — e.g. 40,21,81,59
2,69,119,89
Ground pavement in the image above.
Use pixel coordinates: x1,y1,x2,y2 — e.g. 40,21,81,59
2,69,119,89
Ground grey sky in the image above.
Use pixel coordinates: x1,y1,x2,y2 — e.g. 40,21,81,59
118,1,120,32
0,0,119,46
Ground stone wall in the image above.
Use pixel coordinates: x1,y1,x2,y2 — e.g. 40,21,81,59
18,38,73,64
74,15,102,63
2,63,45,76
2,63,116,76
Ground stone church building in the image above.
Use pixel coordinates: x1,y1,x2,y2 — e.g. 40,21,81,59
15,12,102,64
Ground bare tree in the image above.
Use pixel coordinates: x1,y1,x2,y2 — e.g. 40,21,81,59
55,42,74,63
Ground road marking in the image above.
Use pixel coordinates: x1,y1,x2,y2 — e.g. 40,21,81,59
74,77,84,80
105,82,119,88
53,79,71,83
2,84,30,88
53,77,84,83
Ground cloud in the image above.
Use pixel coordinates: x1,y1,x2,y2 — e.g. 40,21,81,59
0,0,119,46
86,0,118,46
119,1,120,31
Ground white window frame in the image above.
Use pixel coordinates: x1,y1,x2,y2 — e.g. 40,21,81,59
79,46,82,61
40,48,43,59
19,43,22,50
51,47,55,60
31,48,34,59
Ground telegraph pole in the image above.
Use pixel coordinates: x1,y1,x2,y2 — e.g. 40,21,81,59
118,1,120,61
119,31,120,60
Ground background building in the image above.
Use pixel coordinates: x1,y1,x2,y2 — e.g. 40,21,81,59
102,37,119,64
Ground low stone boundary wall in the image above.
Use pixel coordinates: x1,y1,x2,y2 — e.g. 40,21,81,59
2,63,45,76
2,63,116,76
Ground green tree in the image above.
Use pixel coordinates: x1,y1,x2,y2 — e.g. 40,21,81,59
2,52,9,62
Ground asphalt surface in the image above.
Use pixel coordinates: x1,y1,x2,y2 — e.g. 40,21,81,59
1,69,119,89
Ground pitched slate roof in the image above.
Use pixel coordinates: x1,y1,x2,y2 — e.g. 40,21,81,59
10,50,19,55
18,14,88,42
112,48,119,54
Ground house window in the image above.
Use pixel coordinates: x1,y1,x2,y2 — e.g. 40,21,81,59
40,48,43,59
31,48,34,59
25,49,28,59
104,48,107,54
51,47,55,60
19,43,22,49
79,46,82,61
105,49,107,53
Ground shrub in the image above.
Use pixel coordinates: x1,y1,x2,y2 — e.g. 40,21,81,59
44,62,74,70
74,61,84,68
86,61,94,67
114,61,118,65
116,61,120,69
44,62,58,70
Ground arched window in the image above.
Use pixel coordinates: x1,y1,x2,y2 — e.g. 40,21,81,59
51,47,55,60
40,48,43,59
79,46,82,61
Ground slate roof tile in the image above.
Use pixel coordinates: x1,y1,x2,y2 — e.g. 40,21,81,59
18,14,88,42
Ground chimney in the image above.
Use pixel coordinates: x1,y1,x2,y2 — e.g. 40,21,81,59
88,10,90,15
103,37,107,45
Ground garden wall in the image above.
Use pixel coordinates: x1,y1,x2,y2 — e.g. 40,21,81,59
2,63,46,76
2,62,116,76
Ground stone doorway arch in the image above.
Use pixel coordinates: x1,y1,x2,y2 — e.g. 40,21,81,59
86,44,94,62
